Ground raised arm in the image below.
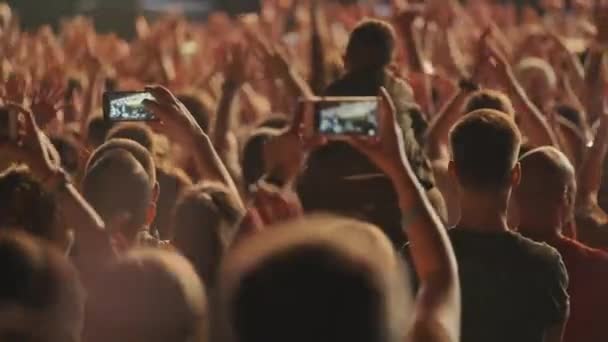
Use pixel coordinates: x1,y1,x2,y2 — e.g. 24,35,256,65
342,89,460,342
484,40,559,147
578,110,608,206
212,44,246,154
144,85,245,211
3,104,114,271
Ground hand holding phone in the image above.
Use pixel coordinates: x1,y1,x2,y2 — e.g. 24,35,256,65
103,91,156,122
315,97,380,137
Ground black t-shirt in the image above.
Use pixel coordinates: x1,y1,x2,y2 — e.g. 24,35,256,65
448,228,569,342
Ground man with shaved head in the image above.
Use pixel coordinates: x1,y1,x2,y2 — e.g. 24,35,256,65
516,146,608,342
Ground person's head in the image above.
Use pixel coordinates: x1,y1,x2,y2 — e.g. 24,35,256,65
0,231,84,342
515,57,557,110
84,249,207,342
241,127,281,192
516,147,575,238
177,94,210,133
463,89,515,118
449,109,522,197
50,135,81,176
83,141,158,242
172,183,244,285
106,122,155,154
345,19,396,71
297,142,403,248
0,166,66,247
553,104,585,132
214,215,412,342
85,113,114,149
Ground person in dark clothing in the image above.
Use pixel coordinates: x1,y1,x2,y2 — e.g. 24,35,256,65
517,146,608,342
447,109,569,342
323,19,445,223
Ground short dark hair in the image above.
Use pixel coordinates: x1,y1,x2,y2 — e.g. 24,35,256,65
449,109,521,191
346,19,396,70
106,123,155,153
86,138,156,185
172,182,243,285
0,166,58,242
463,90,515,117
0,231,84,341
86,114,114,149
554,104,583,129
83,149,153,239
50,135,80,176
241,127,281,190
218,216,410,342
177,94,210,133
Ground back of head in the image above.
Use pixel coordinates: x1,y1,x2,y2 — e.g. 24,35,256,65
215,215,411,342
177,94,210,133
517,146,575,235
449,109,522,191
82,148,153,240
50,135,81,176
0,166,59,243
85,138,156,184
346,19,396,71
172,183,243,285
106,123,155,153
86,114,114,149
0,231,84,342
463,89,515,118
84,249,207,342
241,127,281,191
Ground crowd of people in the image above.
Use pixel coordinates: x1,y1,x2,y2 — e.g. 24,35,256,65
1,0,608,341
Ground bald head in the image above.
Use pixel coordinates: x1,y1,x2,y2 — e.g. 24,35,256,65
516,147,575,236
215,215,412,342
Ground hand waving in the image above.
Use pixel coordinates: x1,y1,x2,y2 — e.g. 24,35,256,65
0,103,61,180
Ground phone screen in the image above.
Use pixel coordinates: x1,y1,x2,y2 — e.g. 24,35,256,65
315,98,379,136
103,91,155,122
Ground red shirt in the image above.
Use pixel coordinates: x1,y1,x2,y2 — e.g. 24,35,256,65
549,236,608,342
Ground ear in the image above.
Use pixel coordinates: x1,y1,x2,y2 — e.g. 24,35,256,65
511,162,521,187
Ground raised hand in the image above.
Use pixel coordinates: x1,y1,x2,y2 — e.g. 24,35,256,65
336,88,410,179
263,101,326,185
31,76,65,128
0,103,61,181
143,85,205,145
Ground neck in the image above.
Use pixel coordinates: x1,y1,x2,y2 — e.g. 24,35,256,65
457,189,511,232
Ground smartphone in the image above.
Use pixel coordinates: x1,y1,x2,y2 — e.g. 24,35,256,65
103,91,155,122
315,97,379,136
0,107,18,142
